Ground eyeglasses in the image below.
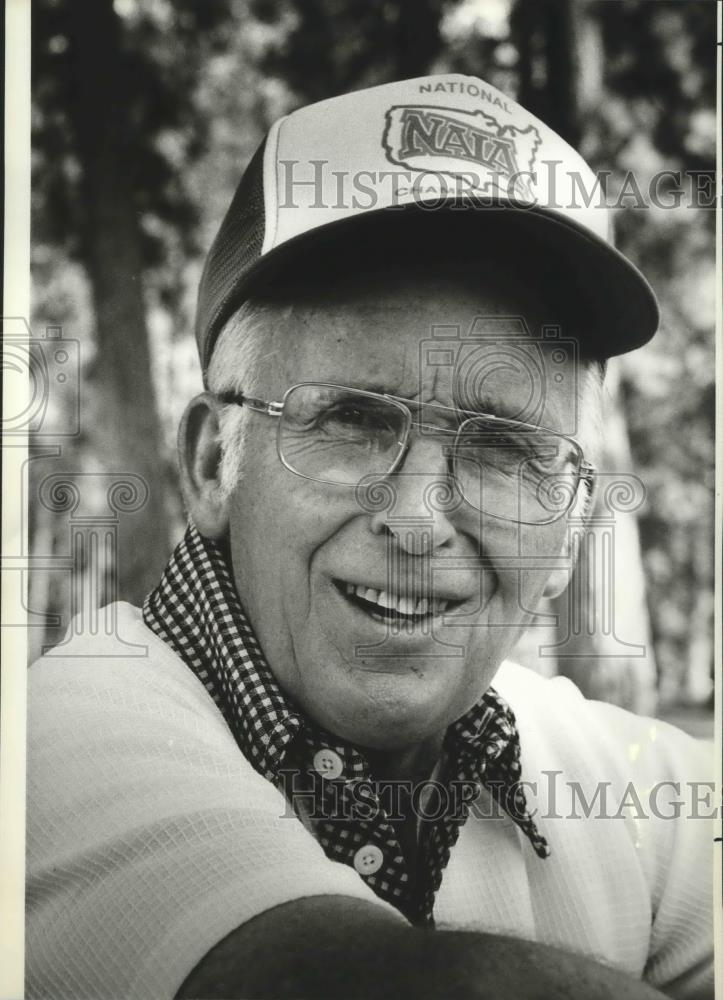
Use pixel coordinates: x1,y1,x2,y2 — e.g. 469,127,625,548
217,382,595,525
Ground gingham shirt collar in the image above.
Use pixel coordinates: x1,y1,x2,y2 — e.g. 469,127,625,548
144,523,549,924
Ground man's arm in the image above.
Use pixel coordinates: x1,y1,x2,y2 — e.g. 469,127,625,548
176,896,668,1000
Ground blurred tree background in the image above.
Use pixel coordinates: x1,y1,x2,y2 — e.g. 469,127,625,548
30,0,715,731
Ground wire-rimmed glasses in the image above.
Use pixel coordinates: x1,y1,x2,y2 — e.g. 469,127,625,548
216,381,595,525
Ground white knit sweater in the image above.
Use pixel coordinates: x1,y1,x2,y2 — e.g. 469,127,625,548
26,603,714,999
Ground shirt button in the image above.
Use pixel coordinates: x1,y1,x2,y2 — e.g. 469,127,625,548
353,844,383,876
313,749,343,779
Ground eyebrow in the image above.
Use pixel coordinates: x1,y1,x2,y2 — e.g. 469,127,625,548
350,381,391,396
341,381,508,421
319,382,565,436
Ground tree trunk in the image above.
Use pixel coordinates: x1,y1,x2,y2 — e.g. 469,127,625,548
64,0,169,604
391,0,443,79
511,0,580,146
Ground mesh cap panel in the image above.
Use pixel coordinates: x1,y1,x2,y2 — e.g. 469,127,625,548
196,138,267,372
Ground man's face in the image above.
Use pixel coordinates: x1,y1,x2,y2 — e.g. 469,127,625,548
223,267,584,752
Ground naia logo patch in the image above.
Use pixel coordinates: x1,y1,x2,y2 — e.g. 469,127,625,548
382,104,541,200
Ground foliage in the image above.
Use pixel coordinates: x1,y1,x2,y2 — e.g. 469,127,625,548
249,0,445,102
32,0,236,308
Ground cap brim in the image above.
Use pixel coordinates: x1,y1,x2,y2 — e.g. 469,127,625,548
210,199,659,365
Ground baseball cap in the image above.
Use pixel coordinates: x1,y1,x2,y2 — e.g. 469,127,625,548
196,73,659,371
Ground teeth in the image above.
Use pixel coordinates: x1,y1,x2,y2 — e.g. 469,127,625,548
344,583,451,617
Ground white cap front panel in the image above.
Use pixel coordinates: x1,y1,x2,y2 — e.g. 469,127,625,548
262,74,608,255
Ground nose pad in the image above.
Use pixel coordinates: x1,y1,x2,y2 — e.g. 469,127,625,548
570,474,594,520
364,437,459,553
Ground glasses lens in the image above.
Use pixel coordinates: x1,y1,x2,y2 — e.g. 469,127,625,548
454,417,582,523
279,384,408,484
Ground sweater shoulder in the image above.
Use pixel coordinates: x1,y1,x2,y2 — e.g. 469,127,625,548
28,601,227,742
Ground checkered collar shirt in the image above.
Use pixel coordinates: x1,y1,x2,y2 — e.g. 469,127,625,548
143,523,549,926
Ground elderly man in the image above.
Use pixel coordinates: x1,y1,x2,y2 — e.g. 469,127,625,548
27,76,713,999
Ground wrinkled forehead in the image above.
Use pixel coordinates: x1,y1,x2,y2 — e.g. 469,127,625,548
257,266,588,436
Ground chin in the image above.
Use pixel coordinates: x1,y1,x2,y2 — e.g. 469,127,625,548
312,681,460,752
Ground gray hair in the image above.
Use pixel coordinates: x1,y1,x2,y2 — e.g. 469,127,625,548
207,300,606,504
206,300,270,501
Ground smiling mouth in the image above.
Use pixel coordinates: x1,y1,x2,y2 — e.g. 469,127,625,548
333,580,462,625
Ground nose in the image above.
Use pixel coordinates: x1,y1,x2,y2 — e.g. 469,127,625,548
368,433,458,554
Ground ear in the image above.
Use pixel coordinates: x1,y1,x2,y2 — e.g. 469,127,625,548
178,392,230,540
542,476,595,599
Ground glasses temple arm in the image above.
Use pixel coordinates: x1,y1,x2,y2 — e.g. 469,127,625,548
216,391,283,417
